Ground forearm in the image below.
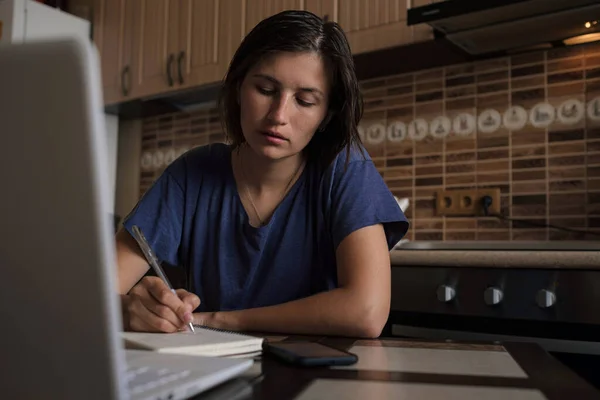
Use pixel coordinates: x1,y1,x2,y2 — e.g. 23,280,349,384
115,228,150,294
199,287,389,339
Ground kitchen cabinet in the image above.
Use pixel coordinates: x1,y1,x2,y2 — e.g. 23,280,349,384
242,0,334,35
177,0,244,91
131,0,169,99
336,0,433,55
86,0,435,106
93,0,136,105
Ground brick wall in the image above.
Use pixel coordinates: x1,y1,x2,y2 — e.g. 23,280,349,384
138,42,600,241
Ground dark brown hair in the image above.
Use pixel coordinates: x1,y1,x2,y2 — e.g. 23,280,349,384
218,10,364,168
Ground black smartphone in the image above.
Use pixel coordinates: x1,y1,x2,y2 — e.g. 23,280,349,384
263,342,358,367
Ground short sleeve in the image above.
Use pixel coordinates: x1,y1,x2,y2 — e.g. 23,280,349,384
121,162,185,266
325,149,409,251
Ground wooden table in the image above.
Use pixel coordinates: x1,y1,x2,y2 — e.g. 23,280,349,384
194,335,599,400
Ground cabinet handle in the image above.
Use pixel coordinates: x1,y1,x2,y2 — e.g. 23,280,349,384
177,51,185,85
323,14,329,22
121,65,130,96
167,54,175,86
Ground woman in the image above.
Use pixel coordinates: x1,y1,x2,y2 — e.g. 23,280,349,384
116,10,408,338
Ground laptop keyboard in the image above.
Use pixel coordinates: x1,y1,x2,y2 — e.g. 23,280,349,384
127,366,192,396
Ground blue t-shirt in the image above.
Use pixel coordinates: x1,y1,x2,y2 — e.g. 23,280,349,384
123,142,408,312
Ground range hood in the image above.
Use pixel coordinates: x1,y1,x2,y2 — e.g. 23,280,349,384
407,0,600,55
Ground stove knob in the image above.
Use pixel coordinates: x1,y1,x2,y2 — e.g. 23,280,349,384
536,289,556,308
484,287,503,306
436,285,456,303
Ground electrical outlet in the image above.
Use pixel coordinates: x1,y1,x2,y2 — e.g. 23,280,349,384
435,188,501,216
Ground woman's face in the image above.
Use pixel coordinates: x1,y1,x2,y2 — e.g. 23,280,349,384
238,51,330,161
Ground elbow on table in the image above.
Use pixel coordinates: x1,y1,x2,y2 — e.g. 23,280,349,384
351,303,389,339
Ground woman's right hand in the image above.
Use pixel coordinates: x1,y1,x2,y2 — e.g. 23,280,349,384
121,276,201,333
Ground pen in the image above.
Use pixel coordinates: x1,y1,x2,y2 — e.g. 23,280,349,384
130,225,195,334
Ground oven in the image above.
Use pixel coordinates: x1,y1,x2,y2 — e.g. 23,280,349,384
387,245,600,388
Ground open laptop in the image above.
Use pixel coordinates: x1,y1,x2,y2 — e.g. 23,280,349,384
0,38,253,399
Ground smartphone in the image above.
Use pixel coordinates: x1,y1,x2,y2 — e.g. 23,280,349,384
263,342,358,367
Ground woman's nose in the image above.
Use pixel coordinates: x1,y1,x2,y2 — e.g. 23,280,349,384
267,94,290,125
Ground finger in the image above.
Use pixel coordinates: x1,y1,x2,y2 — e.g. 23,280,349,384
139,295,183,328
129,282,183,330
128,296,179,333
143,277,190,323
176,289,201,311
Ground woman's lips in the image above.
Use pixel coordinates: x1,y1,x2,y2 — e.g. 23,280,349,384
261,131,286,144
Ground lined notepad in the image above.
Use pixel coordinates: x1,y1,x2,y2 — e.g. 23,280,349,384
122,326,264,357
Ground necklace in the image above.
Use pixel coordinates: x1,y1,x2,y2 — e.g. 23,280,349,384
239,151,304,226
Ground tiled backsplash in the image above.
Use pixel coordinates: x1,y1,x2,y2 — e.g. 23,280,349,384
139,42,600,241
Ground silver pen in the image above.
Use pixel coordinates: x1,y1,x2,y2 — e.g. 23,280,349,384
130,225,195,334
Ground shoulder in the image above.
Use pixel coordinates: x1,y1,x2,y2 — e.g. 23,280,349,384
319,143,374,182
314,143,409,250
313,142,381,205
165,142,231,186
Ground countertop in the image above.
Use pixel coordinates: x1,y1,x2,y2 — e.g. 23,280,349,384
204,334,600,400
390,241,600,269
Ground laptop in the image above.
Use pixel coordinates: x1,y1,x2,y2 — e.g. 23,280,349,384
0,38,253,399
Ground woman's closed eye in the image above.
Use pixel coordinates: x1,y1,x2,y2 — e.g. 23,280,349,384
296,97,315,107
257,86,276,95
256,85,316,107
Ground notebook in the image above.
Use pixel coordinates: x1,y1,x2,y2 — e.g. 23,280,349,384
122,326,264,357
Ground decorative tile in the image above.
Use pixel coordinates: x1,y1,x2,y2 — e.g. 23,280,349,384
446,75,475,87
477,172,510,184
512,169,546,181
415,68,444,81
446,231,476,240
387,84,413,96
385,177,413,189
512,158,546,169
549,180,586,191
478,218,510,229
549,166,586,180
511,206,547,218
511,51,545,66
477,82,508,94
446,219,477,230
478,231,511,240
512,145,546,158
415,165,443,176
416,187,441,197
511,88,545,103
416,80,443,93
446,175,476,186
585,67,600,80
548,129,585,143
547,71,583,85
548,46,583,60
511,129,547,147
416,154,443,165
415,91,443,103
415,231,443,241
512,76,545,90
446,152,476,163
547,58,584,72
447,85,476,98
445,163,475,174
547,81,584,97
445,63,475,77
512,181,547,194
414,219,444,230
